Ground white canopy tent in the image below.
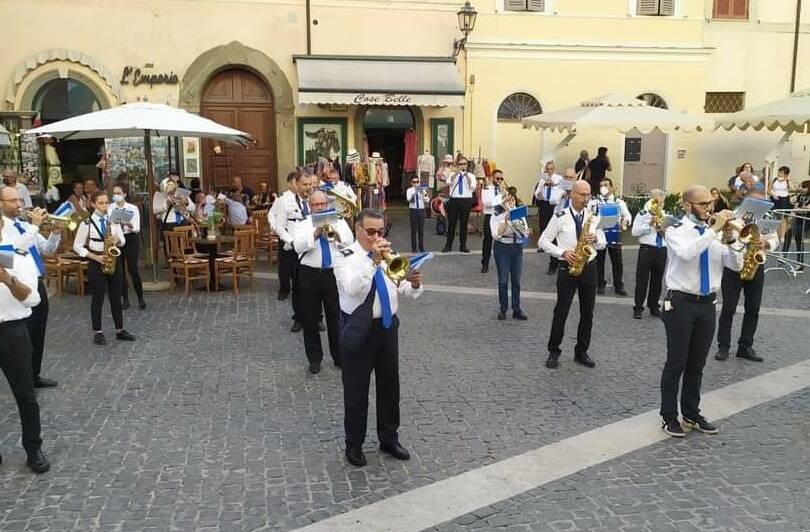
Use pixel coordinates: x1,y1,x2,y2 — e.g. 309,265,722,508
25,102,255,285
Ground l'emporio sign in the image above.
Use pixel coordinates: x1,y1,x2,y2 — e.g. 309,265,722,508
352,93,413,105
120,66,179,88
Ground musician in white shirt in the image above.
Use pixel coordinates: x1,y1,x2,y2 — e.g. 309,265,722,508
270,172,299,302
659,185,743,438
322,169,357,204
292,190,354,373
539,180,606,370
480,170,504,273
491,186,528,320
588,178,632,296
543,168,577,274
0,216,51,473
109,183,145,310
333,209,422,467
405,176,427,253
533,160,562,254
631,189,668,319
441,155,476,253
73,190,135,345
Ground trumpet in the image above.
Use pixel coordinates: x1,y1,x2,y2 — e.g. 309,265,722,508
20,208,84,232
382,249,410,285
321,223,341,243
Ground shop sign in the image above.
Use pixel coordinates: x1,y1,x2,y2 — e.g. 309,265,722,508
352,93,413,105
120,66,179,88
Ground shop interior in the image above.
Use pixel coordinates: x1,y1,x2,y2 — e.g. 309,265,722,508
362,107,415,201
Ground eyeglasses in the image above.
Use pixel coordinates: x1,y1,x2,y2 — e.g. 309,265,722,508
362,227,385,237
495,177,504,181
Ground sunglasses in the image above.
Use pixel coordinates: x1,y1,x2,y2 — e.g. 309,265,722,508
362,227,385,237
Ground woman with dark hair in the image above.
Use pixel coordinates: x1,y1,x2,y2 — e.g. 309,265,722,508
710,187,729,213
491,185,528,321
109,183,146,310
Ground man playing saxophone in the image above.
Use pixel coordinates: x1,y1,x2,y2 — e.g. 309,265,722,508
539,180,606,369
715,189,778,363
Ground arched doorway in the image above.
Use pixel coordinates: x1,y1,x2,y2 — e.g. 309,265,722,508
363,107,415,200
201,68,276,192
33,78,104,187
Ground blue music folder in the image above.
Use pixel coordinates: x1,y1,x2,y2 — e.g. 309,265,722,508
509,205,528,221
407,252,434,274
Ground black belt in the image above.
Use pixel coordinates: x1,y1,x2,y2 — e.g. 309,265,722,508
0,318,28,331
670,290,716,303
299,264,334,274
640,244,666,250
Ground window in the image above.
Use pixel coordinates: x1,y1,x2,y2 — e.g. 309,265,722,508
704,92,745,113
637,93,668,109
637,0,675,16
713,0,748,20
504,0,545,12
497,93,542,121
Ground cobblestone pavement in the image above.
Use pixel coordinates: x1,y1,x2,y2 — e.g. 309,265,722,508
433,389,810,532
0,239,807,531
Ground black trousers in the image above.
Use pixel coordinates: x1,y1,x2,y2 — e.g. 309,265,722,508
634,245,667,311
481,214,493,266
26,279,48,379
597,245,624,289
548,262,597,356
717,267,764,350
537,201,554,238
782,219,806,253
120,233,144,301
409,208,425,252
342,317,400,449
88,260,124,332
278,246,300,321
445,197,473,249
660,291,715,420
0,320,42,452
298,266,341,365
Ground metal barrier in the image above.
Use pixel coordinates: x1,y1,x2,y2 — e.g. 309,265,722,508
766,208,810,294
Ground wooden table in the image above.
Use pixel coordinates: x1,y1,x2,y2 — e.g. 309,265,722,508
192,235,235,290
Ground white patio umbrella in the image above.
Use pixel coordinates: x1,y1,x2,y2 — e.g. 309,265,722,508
25,102,255,285
0,123,10,146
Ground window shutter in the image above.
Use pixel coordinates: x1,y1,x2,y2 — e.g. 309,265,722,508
659,0,675,15
637,0,660,16
504,0,527,11
731,0,749,18
713,0,747,19
713,0,731,18
527,0,545,12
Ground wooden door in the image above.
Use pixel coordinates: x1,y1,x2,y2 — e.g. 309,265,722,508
623,128,667,196
201,69,276,193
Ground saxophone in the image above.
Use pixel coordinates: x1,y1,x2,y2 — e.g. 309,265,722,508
568,212,596,277
739,223,766,281
101,222,122,275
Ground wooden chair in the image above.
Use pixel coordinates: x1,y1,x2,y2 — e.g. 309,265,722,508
252,210,276,263
164,231,209,295
44,256,86,296
214,230,256,294
171,225,204,257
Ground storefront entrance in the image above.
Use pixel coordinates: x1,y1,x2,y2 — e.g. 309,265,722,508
363,107,415,201
201,68,276,192
33,78,104,189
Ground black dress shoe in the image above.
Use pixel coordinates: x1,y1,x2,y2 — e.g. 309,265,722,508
545,353,560,369
138,299,147,310
318,321,326,332
345,447,367,467
497,310,507,320
460,247,470,253
26,449,50,474
116,330,136,341
481,264,489,273
715,347,729,361
441,246,451,253
597,286,606,295
33,377,58,388
736,347,764,362
308,363,321,374
574,353,596,368
512,310,528,320
277,290,289,301
615,288,627,296
649,307,662,318
93,332,107,345
633,308,643,319
380,442,410,460
122,298,130,310
290,321,302,333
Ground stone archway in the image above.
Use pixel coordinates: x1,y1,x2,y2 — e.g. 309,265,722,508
180,41,295,189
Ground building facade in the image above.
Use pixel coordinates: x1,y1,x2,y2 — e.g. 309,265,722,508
0,0,807,198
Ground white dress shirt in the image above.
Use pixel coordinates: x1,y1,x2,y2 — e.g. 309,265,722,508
481,185,503,216
664,216,743,295
539,206,607,261
223,197,248,226
533,173,562,203
292,217,354,268
551,188,572,214
152,191,195,223
73,212,126,257
272,192,309,250
0,244,41,322
447,172,475,199
490,209,527,244
334,240,422,317
268,189,293,232
405,186,428,210
631,210,668,248
108,202,141,234
1,216,61,259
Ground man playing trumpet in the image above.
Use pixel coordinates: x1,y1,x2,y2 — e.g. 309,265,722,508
631,189,668,319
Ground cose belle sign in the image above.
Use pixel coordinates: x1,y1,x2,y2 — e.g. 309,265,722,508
120,66,179,88
352,93,413,105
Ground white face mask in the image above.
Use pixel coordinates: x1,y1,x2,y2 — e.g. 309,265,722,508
112,194,125,203
599,186,610,196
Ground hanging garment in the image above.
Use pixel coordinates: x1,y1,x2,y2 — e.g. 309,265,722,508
403,129,417,173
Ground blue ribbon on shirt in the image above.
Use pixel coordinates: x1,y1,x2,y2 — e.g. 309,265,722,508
319,235,332,269
457,173,464,195
13,221,44,276
367,251,393,329
545,183,552,201
694,226,710,295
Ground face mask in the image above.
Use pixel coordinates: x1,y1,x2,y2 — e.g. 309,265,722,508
599,186,610,196
112,194,125,203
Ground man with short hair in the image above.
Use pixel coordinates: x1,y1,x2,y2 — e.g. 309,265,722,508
587,147,611,193
269,171,299,302
533,160,561,263
631,189,668,319
442,155,476,253
231,176,255,205
590,177,631,296
1,170,33,209
481,170,504,273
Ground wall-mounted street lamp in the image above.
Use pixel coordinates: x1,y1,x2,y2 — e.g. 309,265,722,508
453,2,478,57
